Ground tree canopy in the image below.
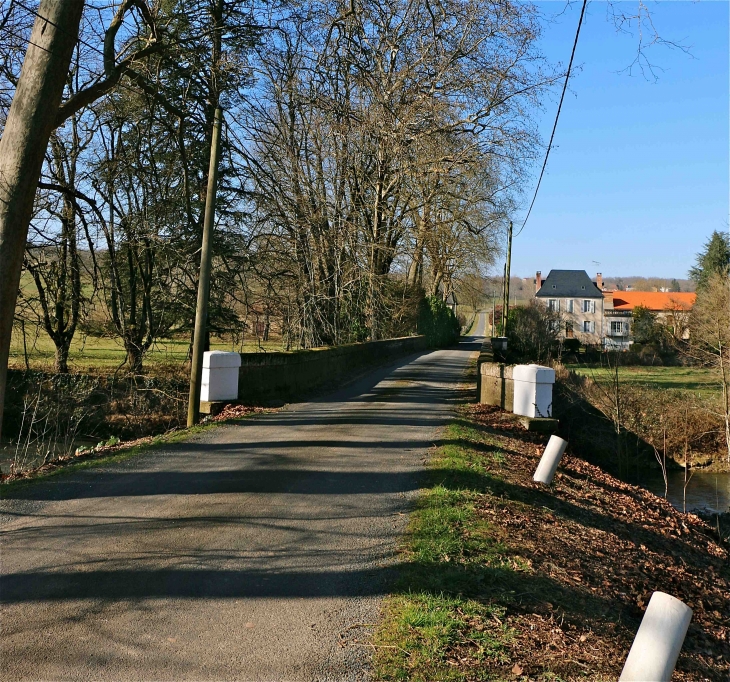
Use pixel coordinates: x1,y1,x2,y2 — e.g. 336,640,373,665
689,230,730,290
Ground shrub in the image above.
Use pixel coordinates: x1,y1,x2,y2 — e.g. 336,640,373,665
562,338,580,354
505,301,561,364
418,296,460,347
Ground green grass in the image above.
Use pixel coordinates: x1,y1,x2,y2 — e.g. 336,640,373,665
9,324,285,372
565,364,722,395
373,420,516,681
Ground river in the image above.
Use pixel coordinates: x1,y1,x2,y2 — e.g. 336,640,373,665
644,469,730,514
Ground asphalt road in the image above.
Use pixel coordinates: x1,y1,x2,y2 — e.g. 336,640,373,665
1,318,484,681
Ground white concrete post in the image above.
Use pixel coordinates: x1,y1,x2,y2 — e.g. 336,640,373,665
513,364,555,418
533,435,568,485
201,351,241,402
619,591,693,682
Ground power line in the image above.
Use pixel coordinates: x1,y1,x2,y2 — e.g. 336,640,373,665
515,0,587,238
14,0,107,59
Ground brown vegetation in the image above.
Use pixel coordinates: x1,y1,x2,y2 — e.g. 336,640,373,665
468,404,728,680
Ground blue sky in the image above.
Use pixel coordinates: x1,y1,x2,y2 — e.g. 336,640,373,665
510,0,728,279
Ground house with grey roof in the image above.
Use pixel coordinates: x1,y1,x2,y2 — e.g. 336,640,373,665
535,270,604,345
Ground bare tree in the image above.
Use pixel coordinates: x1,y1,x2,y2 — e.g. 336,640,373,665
0,1,84,436
687,273,730,463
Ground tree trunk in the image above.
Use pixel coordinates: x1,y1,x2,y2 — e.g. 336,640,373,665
55,342,70,374
125,344,144,375
0,0,84,438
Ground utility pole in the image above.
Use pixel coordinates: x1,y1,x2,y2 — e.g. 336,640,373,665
502,220,513,336
0,0,84,439
187,106,223,427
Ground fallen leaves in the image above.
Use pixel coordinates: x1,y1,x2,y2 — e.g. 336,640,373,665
463,403,729,681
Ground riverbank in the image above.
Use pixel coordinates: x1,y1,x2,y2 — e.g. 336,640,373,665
374,404,729,681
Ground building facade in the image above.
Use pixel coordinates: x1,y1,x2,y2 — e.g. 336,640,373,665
603,291,696,348
534,270,696,349
534,270,604,345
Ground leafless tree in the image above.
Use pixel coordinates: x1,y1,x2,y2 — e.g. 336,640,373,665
687,273,730,463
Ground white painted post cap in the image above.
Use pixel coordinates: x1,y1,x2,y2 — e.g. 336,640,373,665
512,364,555,384
202,351,242,369
619,591,693,682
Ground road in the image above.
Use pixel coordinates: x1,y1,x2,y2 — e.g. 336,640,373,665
1,317,484,681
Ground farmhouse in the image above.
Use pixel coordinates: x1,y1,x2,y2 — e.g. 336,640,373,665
604,290,696,348
534,269,697,349
534,270,604,345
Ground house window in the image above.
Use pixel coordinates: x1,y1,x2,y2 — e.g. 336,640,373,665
567,299,573,313
611,321,623,335
583,320,594,333
583,299,595,313
566,321,574,338
548,299,559,312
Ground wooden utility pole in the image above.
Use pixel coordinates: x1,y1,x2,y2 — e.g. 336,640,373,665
502,220,513,336
187,106,223,427
0,0,84,438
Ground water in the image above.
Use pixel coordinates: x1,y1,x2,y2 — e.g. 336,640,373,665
644,470,730,514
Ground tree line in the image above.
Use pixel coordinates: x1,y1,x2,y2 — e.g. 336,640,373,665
0,0,555,389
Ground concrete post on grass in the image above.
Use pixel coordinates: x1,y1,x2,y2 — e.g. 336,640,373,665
201,351,241,403
533,435,568,485
619,591,693,682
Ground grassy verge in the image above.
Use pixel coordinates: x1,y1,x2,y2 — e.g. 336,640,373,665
565,364,721,396
374,420,515,681
9,327,285,372
373,405,729,681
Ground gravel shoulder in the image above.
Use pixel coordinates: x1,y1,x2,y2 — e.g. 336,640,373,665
0,327,483,681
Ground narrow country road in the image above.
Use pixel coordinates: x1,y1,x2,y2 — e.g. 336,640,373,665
1,317,485,681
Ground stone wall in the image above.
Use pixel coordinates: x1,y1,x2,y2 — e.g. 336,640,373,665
476,339,514,411
237,335,428,403
479,362,514,411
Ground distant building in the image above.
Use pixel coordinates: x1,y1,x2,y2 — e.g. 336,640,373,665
605,291,696,346
534,270,604,345
534,270,696,349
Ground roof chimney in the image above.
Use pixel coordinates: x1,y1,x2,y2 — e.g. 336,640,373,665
535,271,542,293
596,273,603,290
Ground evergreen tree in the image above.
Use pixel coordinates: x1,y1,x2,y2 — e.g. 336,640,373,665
632,305,661,345
669,278,681,292
689,231,730,289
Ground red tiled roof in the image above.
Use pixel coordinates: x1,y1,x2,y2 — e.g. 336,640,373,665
610,291,696,311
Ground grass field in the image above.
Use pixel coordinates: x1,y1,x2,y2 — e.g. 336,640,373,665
565,364,722,396
9,326,285,373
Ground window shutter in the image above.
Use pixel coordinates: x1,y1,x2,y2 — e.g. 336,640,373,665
557,300,560,312
591,300,596,314
591,321,596,333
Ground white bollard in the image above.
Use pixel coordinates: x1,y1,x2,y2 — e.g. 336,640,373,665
201,351,241,402
513,364,555,418
619,591,693,682
533,435,568,484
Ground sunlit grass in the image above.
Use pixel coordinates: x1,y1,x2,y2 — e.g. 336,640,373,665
566,364,721,396
9,323,285,372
